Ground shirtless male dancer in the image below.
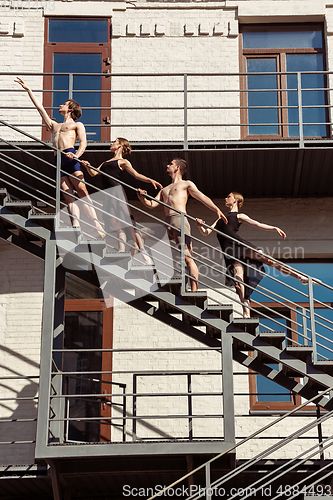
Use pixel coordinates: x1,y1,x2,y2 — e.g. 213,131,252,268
15,77,104,236
137,158,226,292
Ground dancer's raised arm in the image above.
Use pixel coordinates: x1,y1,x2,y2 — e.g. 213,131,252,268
237,213,286,240
15,77,54,131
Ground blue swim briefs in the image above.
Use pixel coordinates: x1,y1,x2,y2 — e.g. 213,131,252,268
54,147,82,177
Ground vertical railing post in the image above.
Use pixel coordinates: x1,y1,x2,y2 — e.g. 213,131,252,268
316,405,325,462
308,277,317,362
132,374,137,442
302,307,308,345
297,72,304,148
55,149,61,230
69,73,74,100
184,74,188,150
187,373,193,441
205,463,212,500
181,212,186,294
122,385,127,442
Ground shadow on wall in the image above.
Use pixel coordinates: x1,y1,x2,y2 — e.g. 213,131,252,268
0,345,40,466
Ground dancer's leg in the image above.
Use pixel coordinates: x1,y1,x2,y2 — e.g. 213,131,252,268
61,176,80,227
245,249,308,284
233,262,250,318
70,172,105,237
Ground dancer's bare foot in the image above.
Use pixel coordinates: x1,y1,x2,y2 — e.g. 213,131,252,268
93,219,106,239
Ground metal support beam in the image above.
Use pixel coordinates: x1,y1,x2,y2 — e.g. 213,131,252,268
221,333,235,444
47,459,63,500
51,261,66,444
35,239,58,458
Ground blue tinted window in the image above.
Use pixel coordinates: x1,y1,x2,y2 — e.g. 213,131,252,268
252,263,333,362
247,58,279,135
256,319,291,402
286,54,326,138
243,31,322,49
53,53,102,141
49,19,108,43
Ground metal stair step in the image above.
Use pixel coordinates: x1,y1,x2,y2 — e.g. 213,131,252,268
55,226,81,244
285,345,313,362
231,317,260,335
102,250,132,270
181,293,209,326
156,277,182,295
5,200,33,217
314,360,333,375
258,331,286,349
181,292,208,309
0,188,9,204
76,239,106,257
206,304,234,323
126,264,156,283
28,214,55,231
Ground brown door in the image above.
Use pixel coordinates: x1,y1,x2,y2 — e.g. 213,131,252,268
44,18,111,142
64,299,113,442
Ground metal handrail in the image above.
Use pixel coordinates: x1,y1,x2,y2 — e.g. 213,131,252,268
1,69,331,149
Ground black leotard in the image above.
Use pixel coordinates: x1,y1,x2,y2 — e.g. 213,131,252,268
99,159,122,188
215,212,265,300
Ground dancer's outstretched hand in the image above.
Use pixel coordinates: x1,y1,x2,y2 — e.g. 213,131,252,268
217,209,228,224
150,179,163,190
275,227,286,240
15,77,29,90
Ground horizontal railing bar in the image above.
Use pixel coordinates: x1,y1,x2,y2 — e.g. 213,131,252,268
52,370,225,375
53,347,221,352
49,414,225,422
5,70,333,76
52,391,223,399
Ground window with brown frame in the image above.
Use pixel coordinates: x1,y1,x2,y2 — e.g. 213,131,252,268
63,274,114,442
239,24,328,140
249,302,301,413
248,262,333,413
43,17,112,142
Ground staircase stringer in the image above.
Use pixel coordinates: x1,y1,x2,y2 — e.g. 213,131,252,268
229,327,333,392
233,349,333,410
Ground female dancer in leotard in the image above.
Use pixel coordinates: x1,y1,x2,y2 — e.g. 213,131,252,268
196,192,308,318
82,138,162,255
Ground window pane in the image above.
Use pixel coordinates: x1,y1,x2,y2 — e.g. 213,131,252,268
286,54,326,138
49,19,108,43
53,53,102,141
243,31,322,49
256,367,292,402
247,58,279,135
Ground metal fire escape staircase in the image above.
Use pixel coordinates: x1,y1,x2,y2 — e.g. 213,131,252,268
1,122,333,461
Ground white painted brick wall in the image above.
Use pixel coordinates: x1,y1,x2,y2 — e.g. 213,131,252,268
0,10,44,142
0,239,44,466
1,1,332,143
110,7,240,142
